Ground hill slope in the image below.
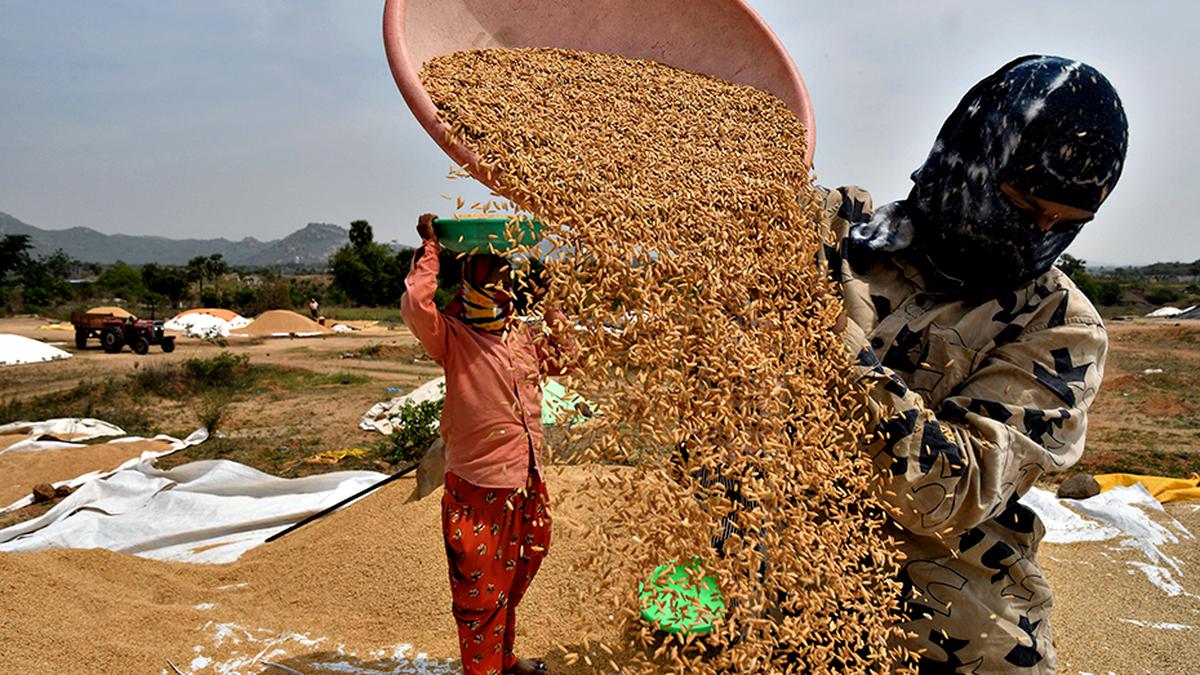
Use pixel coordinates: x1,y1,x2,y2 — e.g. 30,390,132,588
0,212,347,267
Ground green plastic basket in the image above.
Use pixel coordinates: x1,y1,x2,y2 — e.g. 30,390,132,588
433,217,543,254
638,559,726,635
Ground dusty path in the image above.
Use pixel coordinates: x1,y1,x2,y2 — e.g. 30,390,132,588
1079,319,1200,478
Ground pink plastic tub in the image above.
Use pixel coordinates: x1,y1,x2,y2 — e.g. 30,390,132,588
383,0,815,188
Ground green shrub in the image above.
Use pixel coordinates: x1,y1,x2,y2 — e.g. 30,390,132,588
1094,280,1123,306
379,398,443,464
192,394,230,434
183,352,253,390
199,290,223,307
126,353,256,399
1146,286,1183,306
434,285,459,311
129,362,186,398
0,380,150,433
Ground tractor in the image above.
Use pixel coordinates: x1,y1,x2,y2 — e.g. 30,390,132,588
71,311,175,355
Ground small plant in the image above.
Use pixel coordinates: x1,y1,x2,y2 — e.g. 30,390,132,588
192,394,230,435
129,362,185,398
379,398,444,464
183,352,253,390
434,285,459,310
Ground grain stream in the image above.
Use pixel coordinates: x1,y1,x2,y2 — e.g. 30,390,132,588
424,48,911,673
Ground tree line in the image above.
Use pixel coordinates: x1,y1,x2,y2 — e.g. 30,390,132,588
1,234,322,318
327,219,462,309
1056,254,1200,309
1,219,458,318
10,222,1192,318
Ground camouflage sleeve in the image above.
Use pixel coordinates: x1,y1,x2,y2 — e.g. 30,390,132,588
850,306,1107,538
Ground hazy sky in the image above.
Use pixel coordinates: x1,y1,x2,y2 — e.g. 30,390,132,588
0,1,1193,264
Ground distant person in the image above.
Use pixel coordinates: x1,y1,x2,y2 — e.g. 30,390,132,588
308,297,319,320
401,213,571,675
826,55,1127,670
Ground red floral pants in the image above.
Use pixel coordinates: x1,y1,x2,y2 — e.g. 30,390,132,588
442,470,551,675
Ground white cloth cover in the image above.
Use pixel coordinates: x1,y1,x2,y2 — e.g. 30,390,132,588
359,377,447,435
0,418,126,450
1021,484,1196,596
164,313,232,339
1,427,209,512
0,459,387,564
0,333,72,366
1146,306,1184,318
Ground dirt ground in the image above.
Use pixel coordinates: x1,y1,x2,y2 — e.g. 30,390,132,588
1074,319,1200,479
0,315,442,468
2,316,1199,672
6,316,1195,485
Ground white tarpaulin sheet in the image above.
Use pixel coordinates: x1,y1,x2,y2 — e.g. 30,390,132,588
0,333,71,366
1021,484,1196,596
164,313,233,339
0,418,126,450
0,459,387,564
360,377,447,435
360,376,592,435
1,426,209,512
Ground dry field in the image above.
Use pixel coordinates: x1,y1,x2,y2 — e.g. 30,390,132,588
1076,319,1200,478
1,316,1198,672
0,316,440,470
4,317,1194,488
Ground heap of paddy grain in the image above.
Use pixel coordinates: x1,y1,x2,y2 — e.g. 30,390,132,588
424,49,909,671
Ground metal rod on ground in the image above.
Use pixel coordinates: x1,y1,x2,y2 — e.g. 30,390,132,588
265,462,419,543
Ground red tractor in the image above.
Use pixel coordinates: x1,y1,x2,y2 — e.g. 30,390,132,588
71,311,175,355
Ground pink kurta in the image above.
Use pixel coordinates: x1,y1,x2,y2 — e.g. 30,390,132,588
400,239,569,489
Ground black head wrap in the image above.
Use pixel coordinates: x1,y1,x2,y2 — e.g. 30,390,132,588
905,55,1129,298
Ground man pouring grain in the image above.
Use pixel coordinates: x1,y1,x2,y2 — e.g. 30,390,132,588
825,56,1127,671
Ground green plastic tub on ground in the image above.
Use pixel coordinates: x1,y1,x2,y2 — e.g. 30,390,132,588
639,558,726,635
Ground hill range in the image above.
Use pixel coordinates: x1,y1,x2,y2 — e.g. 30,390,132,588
0,212,350,268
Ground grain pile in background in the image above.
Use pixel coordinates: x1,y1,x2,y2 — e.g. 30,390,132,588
424,49,911,672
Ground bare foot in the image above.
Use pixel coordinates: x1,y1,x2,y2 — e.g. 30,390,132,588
505,658,547,674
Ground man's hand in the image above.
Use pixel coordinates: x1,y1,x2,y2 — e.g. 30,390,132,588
417,213,438,243
834,310,848,335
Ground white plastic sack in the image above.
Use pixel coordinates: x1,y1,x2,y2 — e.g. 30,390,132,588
0,459,387,564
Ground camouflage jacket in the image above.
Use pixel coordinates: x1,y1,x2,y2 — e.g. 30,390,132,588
823,186,1107,673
